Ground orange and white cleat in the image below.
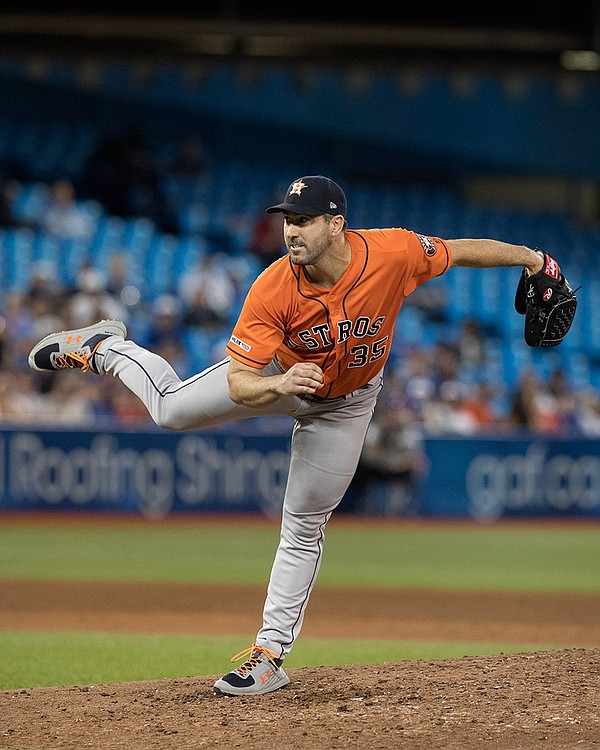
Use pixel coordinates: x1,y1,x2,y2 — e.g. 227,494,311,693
28,319,127,374
213,644,290,696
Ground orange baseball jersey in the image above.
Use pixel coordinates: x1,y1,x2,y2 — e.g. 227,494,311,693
226,228,452,399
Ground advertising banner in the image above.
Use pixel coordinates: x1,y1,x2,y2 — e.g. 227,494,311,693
2,427,599,520
0,427,291,519
420,436,600,520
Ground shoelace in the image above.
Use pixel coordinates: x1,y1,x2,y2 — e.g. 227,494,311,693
54,350,94,372
53,341,103,373
230,644,281,676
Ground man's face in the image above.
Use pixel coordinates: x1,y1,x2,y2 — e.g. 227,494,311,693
282,213,335,266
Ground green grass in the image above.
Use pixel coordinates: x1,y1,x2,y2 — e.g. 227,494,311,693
1,518,599,592
321,523,600,592
0,630,560,691
0,521,281,584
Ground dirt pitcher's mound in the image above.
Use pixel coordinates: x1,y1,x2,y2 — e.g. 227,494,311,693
1,648,598,750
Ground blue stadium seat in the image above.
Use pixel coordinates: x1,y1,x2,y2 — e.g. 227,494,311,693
12,182,49,225
182,328,217,373
59,237,90,287
87,216,125,269
1,227,34,291
173,235,209,277
501,338,534,388
445,266,474,323
145,233,179,297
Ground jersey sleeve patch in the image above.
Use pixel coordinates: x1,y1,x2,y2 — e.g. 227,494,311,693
229,334,251,353
416,233,437,256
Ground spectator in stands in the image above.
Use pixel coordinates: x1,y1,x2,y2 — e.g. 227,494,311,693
0,314,7,371
117,127,165,220
102,378,153,426
401,268,447,322
249,211,286,268
0,372,17,422
509,368,540,431
508,368,563,434
458,381,500,431
145,294,184,349
177,254,237,328
78,131,120,212
181,287,226,332
400,347,437,418
169,135,210,180
158,135,213,234
573,388,600,436
105,252,129,298
422,379,481,434
20,263,66,356
0,291,38,372
0,178,33,229
144,294,192,377
353,366,426,513
456,317,488,369
38,178,95,241
24,260,60,304
0,371,48,423
42,371,99,425
547,366,579,433
431,341,462,393
547,366,571,403
79,125,164,222
68,265,128,329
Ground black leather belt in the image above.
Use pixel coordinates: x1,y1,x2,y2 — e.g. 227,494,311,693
303,393,346,403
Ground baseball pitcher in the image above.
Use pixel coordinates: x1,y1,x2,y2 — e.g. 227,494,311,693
28,175,577,695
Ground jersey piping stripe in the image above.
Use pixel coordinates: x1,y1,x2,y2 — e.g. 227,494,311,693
288,235,371,397
291,262,337,394
100,348,230,397
335,230,370,387
224,347,269,368
281,509,332,653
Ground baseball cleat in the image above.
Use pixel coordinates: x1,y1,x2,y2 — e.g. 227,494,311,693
28,319,127,374
213,644,290,696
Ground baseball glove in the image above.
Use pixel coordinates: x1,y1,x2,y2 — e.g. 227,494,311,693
514,251,578,347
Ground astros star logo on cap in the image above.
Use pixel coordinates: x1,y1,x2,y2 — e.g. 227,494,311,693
289,180,308,196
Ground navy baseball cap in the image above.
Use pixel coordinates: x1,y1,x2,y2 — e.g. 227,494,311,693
266,175,347,218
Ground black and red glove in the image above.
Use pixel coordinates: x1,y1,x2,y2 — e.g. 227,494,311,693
514,251,578,347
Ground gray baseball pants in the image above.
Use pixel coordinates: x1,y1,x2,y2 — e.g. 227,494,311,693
96,337,382,659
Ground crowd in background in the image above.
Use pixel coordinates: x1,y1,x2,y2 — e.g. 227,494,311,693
2,125,600,492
